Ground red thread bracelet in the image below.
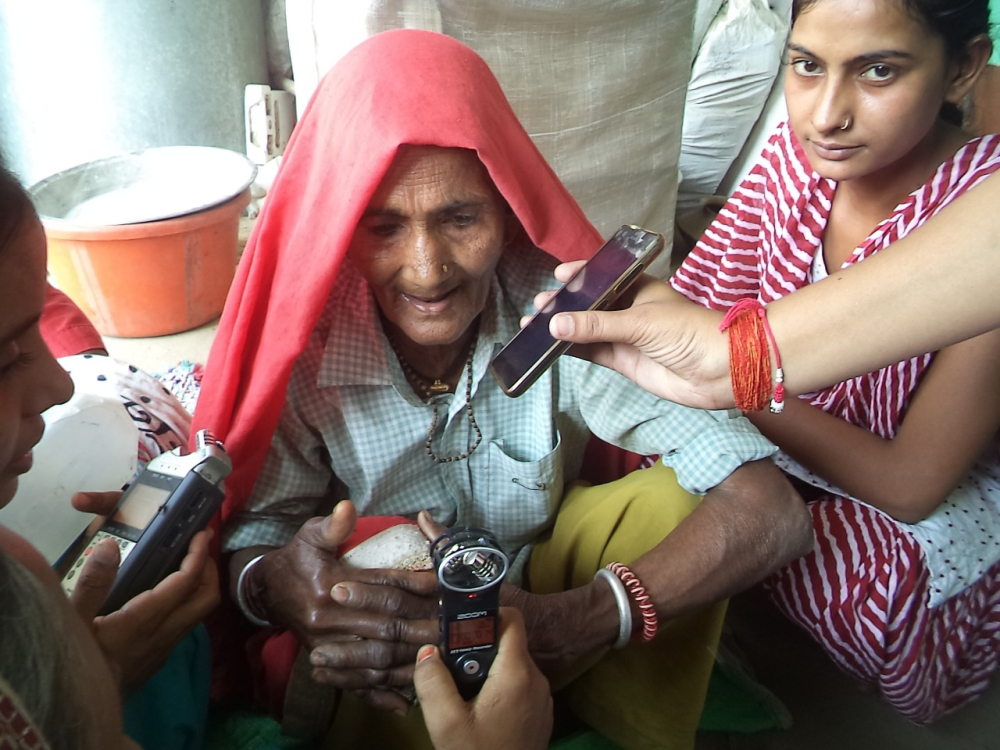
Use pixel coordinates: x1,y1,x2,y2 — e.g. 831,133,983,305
606,562,658,642
719,299,784,413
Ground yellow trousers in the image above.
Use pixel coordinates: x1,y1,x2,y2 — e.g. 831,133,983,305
529,461,726,750
326,462,725,750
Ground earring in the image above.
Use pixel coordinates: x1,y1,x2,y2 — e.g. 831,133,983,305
840,116,851,131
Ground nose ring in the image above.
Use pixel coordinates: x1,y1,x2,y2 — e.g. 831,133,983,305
442,263,449,274
839,117,851,131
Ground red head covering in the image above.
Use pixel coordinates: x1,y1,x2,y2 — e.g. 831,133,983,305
192,29,603,520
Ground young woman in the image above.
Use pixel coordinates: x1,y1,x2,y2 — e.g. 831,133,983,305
670,0,1000,723
0,166,140,749
0,163,223,749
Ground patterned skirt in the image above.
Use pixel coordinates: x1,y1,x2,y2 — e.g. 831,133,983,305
765,494,1000,723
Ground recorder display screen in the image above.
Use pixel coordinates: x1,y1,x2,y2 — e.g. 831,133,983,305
112,484,171,532
448,616,495,651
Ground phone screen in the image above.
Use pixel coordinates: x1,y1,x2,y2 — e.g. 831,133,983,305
489,226,663,396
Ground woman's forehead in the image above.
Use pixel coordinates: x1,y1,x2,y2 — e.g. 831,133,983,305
387,146,491,184
792,0,928,44
368,146,499,208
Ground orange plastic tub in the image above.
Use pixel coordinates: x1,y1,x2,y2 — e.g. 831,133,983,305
44,189,249,338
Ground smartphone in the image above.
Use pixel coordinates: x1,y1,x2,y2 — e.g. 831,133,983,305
489,224,664,397
431,527,509,700
60,429,231,615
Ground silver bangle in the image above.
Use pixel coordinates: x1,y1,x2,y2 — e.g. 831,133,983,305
236,554,272,628
594,567,632,649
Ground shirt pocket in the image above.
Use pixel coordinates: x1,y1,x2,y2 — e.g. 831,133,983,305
481,436,565,554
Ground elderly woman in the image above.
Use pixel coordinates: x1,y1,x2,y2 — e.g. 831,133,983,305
193,30,811,750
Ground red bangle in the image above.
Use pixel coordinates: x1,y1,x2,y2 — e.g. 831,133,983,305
606,562,658,642
719,299,784,413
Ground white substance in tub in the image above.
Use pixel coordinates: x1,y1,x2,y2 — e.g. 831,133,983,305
64,181,213,224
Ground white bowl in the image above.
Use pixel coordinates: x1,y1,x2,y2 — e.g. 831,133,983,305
29,146,257,227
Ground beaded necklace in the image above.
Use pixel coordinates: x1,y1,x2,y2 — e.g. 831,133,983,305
388,334,483,463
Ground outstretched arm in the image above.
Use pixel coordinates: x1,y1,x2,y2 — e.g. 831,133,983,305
547,173,1000,407
765,174,1000,392
748,327,1000,523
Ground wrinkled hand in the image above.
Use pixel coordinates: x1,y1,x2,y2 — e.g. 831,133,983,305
250,502,439,713
532,261,734,410
69,491,220,695
414,608,552,750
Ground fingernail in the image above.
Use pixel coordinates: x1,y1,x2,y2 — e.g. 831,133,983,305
552,314,573,337
331,584,349,603
417,645,436,663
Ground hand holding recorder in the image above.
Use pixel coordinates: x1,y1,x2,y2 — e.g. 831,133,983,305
65,490,220,695
414,608,552,750
61,429,230,614
59,430,228,693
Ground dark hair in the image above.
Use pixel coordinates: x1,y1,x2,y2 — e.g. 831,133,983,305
0,163,36,258
791,0,993,125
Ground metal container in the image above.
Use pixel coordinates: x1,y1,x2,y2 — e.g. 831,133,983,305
30,146,257,226
0,0,268,185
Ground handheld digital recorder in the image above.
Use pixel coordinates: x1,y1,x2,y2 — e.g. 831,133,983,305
430,527,509,700
61,429,231,615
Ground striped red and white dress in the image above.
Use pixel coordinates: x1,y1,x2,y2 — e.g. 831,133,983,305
671,121,1000,723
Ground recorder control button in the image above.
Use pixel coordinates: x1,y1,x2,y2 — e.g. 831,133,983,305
457,655,483,677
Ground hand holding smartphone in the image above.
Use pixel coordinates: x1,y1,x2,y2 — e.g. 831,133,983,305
489,225,664,397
